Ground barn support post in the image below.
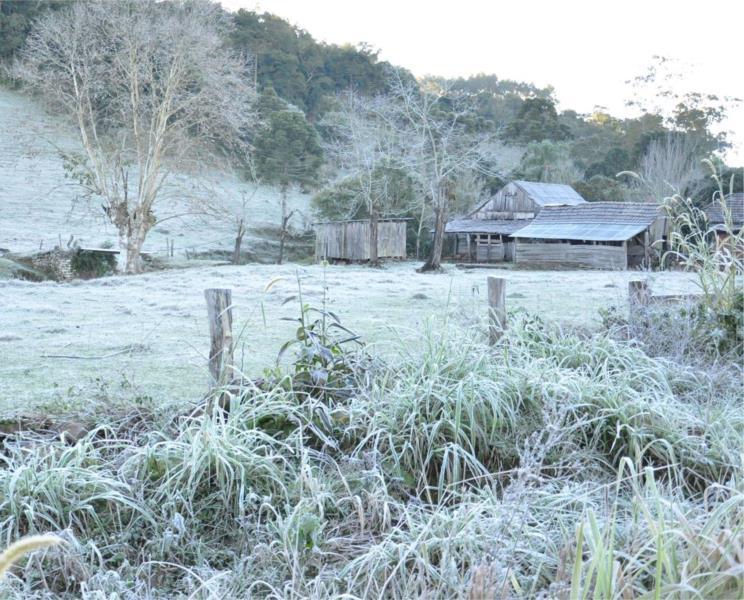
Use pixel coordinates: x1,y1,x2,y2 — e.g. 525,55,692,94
487,276,506,344
628,279,650,308
204,288,235,389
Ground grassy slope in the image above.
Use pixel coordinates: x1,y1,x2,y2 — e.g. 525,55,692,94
0,87,311,260
0,261,697,411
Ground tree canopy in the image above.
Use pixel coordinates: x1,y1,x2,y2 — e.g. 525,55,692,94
254,110,323,190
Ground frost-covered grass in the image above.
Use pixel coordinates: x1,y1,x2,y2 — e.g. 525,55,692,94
0,87,311,259
0,313,740,599
0,262,698,412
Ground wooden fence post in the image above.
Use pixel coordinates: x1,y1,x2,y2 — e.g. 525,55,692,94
487,276,506,344
204,288,234,387
628,279,650,307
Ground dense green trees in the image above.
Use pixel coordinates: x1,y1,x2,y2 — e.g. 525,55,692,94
573,175,628,202
254,109,323,263
0,0,66,63
230,10,393,117
504,98,571,144
685,167,743,208
515,141,580,184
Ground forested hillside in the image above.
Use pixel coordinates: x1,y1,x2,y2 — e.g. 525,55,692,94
1,0,740,268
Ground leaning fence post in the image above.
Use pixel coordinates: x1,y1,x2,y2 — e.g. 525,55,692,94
628,279,650,308
204,288,234,388
487,276,506,344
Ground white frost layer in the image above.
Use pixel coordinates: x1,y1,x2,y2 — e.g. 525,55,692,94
0,87,311,256
0,261,698,411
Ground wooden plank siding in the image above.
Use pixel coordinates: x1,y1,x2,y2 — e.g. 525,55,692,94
472,182,537,220
315,220,406,261
476,239,505,262
515,240,628,270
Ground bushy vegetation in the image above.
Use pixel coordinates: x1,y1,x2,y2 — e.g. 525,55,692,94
70,249,116,279
0,286,741,597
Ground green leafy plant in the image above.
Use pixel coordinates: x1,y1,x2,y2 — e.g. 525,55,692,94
276,273,363,402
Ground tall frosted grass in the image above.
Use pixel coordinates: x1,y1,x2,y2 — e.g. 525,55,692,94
0,313,740,598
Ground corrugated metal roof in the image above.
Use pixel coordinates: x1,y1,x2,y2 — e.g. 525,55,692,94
445,218,531,235
511,202,660,241
313,218,410,225
512,180,587,206
704,193,744,225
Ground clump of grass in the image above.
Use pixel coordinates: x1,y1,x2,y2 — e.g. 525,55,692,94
0,535,62,577
0,296,741,597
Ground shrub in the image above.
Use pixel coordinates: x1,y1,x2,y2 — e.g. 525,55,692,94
70,249,116,278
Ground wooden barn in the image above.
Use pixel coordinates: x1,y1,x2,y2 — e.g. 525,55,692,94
444,180,587,263
472,180,587,221
314,219,407,262
510,202,667,270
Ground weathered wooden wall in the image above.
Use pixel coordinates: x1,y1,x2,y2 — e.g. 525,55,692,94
315,220,406,261
476,239,505,262
472,182,537,220
451,235,515,263
453,235,471,259
504,240,515,262
515,241,627,269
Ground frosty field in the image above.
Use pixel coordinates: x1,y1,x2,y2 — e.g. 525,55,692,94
0,261,698,412
0,88,311,260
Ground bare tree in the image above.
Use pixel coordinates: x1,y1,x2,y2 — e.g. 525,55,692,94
204,185,257,265
388,74,494,272
13,0,256,273
322,90,411,265
622,134,704,203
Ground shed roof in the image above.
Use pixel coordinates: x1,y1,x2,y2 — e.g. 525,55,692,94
313,218,409,226
511,202,661,241
704,193,744,226
512,180,587,206
445,218,531,235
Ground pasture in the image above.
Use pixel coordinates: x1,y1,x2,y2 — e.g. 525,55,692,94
0,262,698,412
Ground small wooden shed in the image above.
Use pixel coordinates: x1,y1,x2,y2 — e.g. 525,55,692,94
314,219,407,262
510,202,667,270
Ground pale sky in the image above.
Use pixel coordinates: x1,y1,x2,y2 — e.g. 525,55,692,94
222,0,743,162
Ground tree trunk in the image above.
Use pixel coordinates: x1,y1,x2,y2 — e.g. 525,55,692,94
415,200,427,260
232,218,245,265
125,233,144,274
116,219,148,274
369,210,379,266
419,206,446,272
278,186,288,265
117,231,128,273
